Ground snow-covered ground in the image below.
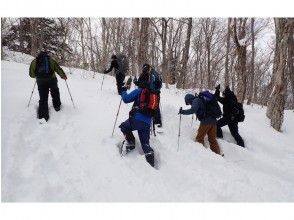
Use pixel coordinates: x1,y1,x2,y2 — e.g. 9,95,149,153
2,51,294,202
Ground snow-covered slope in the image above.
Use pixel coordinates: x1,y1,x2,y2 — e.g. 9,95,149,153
2,53,294,202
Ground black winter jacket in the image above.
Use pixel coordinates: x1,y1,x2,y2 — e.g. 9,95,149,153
104,59,120,75
215,89,238,120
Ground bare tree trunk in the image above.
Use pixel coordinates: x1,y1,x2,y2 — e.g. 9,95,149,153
30,18,38,56
1,18,6,59
287,19,294,109
224,18,231,87
138,18,150,71
266,18,292,131
247,18,255,105
177,18,192,89
233,18,248,103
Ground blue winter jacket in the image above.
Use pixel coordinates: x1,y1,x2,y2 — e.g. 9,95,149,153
181,94,216,125
120,89,152,125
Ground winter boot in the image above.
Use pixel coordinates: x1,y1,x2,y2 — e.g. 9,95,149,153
145,151,155,167
121,140,135,155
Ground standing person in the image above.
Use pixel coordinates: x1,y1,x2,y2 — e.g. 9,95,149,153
104,54,128,94
118,65,160,167
179,92,222,155
29,51,67,122
133,64,163,131
215,85,245,147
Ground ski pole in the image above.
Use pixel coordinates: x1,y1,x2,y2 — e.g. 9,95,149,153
177,108,182,152
65,80,76,109
112,98,123,137
27,81,37,107
100,74,105,91
191,115,194,126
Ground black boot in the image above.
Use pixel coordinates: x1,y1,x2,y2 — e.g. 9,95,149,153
145,151,154,167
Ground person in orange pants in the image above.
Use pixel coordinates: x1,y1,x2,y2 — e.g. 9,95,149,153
179,93,222,155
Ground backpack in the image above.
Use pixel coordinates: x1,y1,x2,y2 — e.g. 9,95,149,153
148,68,162,93
116,54,129,74
231,101,245,122
35,53,53,79
137,88,160,117
198,91,222,119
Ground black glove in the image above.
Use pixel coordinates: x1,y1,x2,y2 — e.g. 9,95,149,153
178,107,183,115
103,69,107,74
121,86,127,92
215,84,220,90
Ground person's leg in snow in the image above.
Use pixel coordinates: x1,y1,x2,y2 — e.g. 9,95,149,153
49,78,61,111
116,73,125,94
119,117,154,167
137,124,154,167
216,117,228,138
37,82,50,121
228,122,245,147
207,124,221,155
119,119,136,152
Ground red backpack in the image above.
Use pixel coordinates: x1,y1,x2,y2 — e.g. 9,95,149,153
137,88,160,117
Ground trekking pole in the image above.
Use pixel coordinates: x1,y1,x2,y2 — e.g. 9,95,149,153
111,98,123,137
177,108,182,152
65,80,76,109
100,74,105,91
27,81,37,107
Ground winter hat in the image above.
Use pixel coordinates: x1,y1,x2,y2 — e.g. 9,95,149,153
111,54,117,59
184,94,195,105
142,63,151,73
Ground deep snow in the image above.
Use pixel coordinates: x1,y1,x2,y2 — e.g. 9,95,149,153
2,51,294,202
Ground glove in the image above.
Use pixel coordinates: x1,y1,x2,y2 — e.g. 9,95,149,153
103,69,107,74
63,75,67,80
215,84,220,90
121,86,127,92
178,107,183,115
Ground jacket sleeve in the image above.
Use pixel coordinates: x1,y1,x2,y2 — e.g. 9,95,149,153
51,58,66,79
181,98,200,115
104,60,115,74
29,59,36,78
120,89,140,104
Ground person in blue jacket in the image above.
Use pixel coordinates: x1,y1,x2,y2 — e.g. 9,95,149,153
119,67,155,167
179,93,221,155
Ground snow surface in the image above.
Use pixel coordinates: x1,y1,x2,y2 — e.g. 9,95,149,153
2,52,294,202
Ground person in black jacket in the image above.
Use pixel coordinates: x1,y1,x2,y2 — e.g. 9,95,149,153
104,55,125,94
215,85,245,147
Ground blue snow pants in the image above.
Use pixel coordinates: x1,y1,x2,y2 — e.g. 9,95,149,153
119,117,153,154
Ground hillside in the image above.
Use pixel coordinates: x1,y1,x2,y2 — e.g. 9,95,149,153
2,52,294,202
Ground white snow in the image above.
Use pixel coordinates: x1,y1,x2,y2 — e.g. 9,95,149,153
2,51,294,202
239,38,246,46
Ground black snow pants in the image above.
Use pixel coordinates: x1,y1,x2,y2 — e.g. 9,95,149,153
37,78,61,121
216,117,245,147
116,73,125,94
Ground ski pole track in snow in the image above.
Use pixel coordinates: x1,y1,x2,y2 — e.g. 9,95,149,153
2,54,294,202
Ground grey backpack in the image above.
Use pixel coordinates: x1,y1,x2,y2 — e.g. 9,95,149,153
116,54,129,74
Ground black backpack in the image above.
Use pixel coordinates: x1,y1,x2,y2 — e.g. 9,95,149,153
231,101,245,122
198,91,222,119
116,54,129,75
35,53,53,79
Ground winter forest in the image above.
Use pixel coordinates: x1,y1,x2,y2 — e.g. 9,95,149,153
1,17,294,131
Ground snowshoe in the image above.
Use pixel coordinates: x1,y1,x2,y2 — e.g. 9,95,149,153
119,140,135,156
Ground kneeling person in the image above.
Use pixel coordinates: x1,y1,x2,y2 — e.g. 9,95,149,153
119,77,159,168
